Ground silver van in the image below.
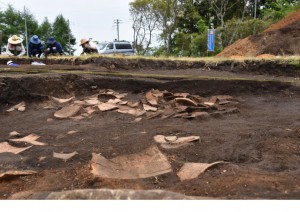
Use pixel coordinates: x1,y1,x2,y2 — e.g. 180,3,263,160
97,41,134,55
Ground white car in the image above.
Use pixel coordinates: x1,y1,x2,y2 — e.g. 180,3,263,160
97,41,134,55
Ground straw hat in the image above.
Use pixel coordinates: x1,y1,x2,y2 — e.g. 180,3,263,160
8,35,23,44
80,38,88,46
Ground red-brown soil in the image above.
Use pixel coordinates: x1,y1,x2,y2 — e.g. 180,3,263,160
217,10,300,57
0,61,300,199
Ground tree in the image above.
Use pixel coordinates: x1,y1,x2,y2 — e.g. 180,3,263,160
0,5,39,49
52,14,76,55
130,0,160,55
154,0,182,55
0,5,24,43
37,17,52,44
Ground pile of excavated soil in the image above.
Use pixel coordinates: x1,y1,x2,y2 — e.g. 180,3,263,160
217,10,300,57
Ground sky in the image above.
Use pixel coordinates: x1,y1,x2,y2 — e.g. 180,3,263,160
0,0,134,55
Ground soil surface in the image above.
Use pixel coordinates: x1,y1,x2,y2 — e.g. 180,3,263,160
0,60,300,200
217,10,300,57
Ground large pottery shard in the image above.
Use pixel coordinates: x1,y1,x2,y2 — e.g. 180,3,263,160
0,142,32,154
177,161,227,181
51,96,75,104
9,134,46,146
54,105,82,119
91,146,172,179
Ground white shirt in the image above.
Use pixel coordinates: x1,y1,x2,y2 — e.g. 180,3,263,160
5,43,26,57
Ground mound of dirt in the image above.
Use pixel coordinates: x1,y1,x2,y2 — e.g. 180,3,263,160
217,10,300,57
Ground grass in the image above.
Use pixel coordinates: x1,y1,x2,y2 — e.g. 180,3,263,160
1,54,300,66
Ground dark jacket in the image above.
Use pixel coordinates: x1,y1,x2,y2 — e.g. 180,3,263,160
46,41,63,55
28,42,44,57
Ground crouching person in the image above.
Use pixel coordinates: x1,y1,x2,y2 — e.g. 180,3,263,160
5,35,26,57
44,37,64,57
80,38,98,55
28,35,44,58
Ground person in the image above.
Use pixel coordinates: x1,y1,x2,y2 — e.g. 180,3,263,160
80,38,98,55
5,35,26,57
28,35,44,58
44,37,64,56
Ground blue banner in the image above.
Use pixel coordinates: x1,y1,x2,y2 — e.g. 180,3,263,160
207,29,216,52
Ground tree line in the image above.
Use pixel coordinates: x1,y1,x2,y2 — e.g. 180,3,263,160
129,0,300,56
0,5,76,55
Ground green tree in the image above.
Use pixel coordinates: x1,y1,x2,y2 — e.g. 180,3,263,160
130,0,160,55
0,5,24,43
37,17,52,45
0,5,38,49
52,14,76,55
154,0,182,55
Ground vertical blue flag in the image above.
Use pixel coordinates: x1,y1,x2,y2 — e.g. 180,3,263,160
207,29,216,52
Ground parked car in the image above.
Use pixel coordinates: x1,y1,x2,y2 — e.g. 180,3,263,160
97,41,134,55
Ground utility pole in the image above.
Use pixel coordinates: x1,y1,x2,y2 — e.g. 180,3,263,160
114,19,122,41
254,0,257,19
68,19,71,55
24,6,29,56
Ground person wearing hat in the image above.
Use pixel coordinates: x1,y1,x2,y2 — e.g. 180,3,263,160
44,36,64,56
28,35,44,58
80,38,98,55
5,35,26,57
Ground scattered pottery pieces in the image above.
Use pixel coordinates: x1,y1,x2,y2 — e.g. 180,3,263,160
0,142,32,154
145,90,158,106
54,105,82,119
118,101,128,105
47,118,54,122
108,99,122,104
84,107,96,115
133,118,142,123
9,131,20,138
9,134,46,146
51,96,74,104
177,161,227,181
6,102,26,112
0,170,37,180
165,136,177,142
91,146,172,180
98,93,117,102
153,135,200,149
215,95,233,101
53,151,78,161
172,136,200,145
73,100,86,105
175,98,198,107
117,107,146,117
146,110,164,119
203,102,215,106
97,103,118,112
127,101,140,108
67,131,78,135
115,93,128,99
143,104,158,112
174,93,189,98
85,99,100,105
153,135,167,144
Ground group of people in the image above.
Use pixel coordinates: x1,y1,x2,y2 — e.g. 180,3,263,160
5,35,64,57
3,34,98,57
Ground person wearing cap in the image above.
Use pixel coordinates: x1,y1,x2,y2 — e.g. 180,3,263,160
44,37,64,56
5,35,26,57
28,35,44,58
80,38,98,55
